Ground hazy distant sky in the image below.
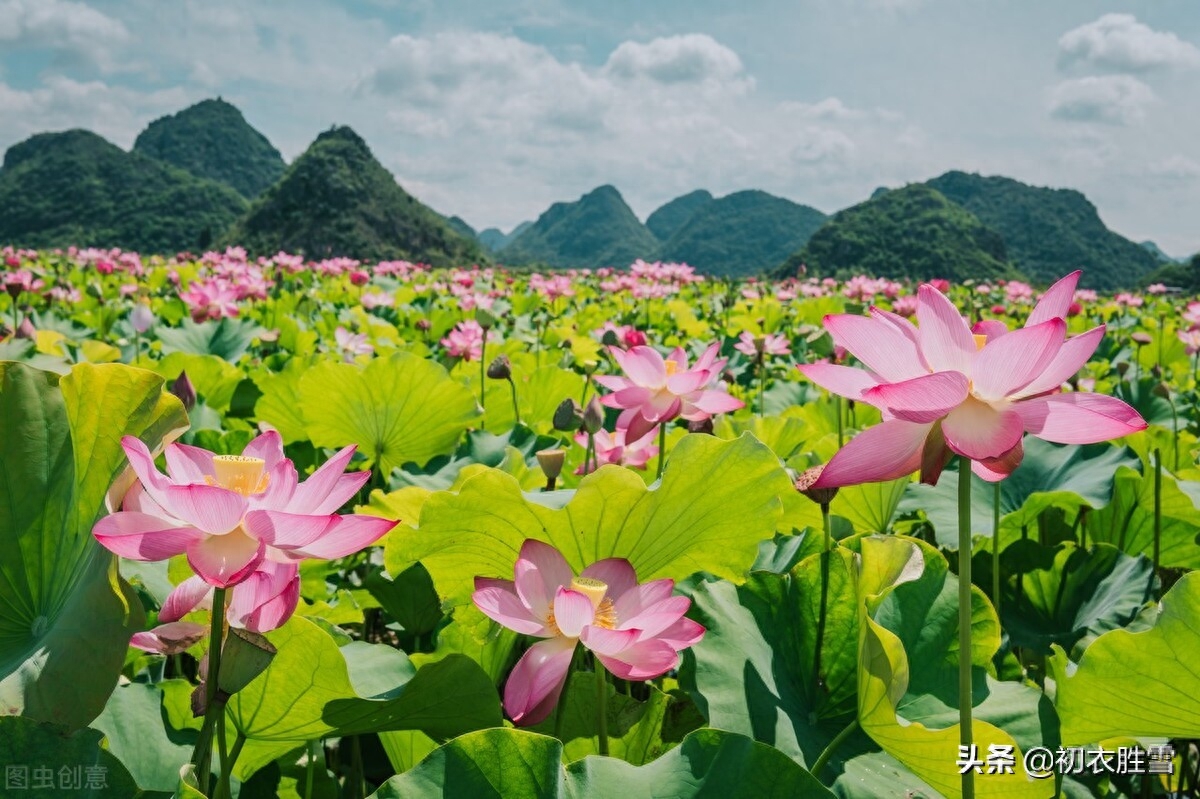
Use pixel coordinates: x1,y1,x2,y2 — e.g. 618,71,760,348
2,0,1198,256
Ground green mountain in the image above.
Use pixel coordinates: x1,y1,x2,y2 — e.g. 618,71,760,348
0,129,247,253
133,98,285,198
779,184,1019,283
1140,240,1181,264
1143,252,1200,292
925,171,1157,289
478,221,531,252
646,189,714,240
501,185,658,268
446,215,476,239
659,190,827,277
223,126,485,265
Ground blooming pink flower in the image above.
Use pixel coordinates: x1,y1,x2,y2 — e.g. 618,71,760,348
1147,283,1168,295
441,320,488,361
596,343,743,442
574,426,659,474
891,295,919,317
473,540,704,725
798,271,1146,486
1180,329,1200,356
349,269,371,286
178,279,240,322
335,326,374,361
733,331,790,358
93,432,395,588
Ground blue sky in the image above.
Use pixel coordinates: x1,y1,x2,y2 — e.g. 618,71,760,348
2,0,1198,256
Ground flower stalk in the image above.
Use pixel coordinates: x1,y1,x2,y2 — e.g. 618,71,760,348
595,660,609,756
958,459,975,799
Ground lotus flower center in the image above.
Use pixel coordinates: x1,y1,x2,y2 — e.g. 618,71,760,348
546,577,618,635
664,360,679,376
973,334,988,351
210,455,268,495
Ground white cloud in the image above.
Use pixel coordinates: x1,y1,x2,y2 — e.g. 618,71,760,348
1058,14,1200,73
1047,75,1155,126
1146,155,1200,181
0,0,130,70
0,77,191,149
603,34,751,88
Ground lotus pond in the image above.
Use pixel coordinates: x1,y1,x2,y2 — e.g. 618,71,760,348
1,247,1199,798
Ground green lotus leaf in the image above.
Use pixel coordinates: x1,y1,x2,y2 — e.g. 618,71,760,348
251,357,314,444
529,681,673,765
0,716,140,798
157,316,265,361
386,433,790,610
457,361,586,435
900,440,1137,549
0,362,187,730
1049,571,1200,744
299,352,480,473
152,352,244,412
224,615,500,744
1084,465,1200,568
678,550,859,767
993,541,1153,656
367,728,834,798
90,680,199,795
855,536,1052,798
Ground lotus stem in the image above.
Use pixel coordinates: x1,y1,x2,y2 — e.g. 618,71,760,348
507,376,521,425
595,660,609,756
192,587,228,796
992,481,1002,618
479,341,487,414
812,502,832,722
656,422,667,480
1153,447,1162,593
835,395,844,448
958,459,975,799
811,717,858,778
757,355,766,419
304,740,319,799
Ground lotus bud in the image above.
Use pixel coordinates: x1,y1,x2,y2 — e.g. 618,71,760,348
536,448,566,481
582,396,604,434
1131,332,1152,346
687,417,714,435
600,329,621,347
86,281,104,302
475,307,497,329
171,370,197,411
486,355,512,380
1152,381,1171,399
218,628,278,696
553,398,583,432
130,302,154,334
795,465,838,506
416,319,431,331
15,316,36,339
1115,362,1130,377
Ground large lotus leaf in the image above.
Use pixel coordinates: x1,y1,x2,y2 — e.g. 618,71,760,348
368,728,834,798
678,550,859,767
225,615,500,744
900,441,1137,549
530,681,672,765
157,316,264,360
833,478,910,533
1084,465,1200,568
251,357,314,444
386,433,791,610
0,363,187,730
996,542,1153,656
299,352,480,473
0,716,140,798
855,535,1051,798
390,425,561,492
1049,571,1200,744
1114,378,1177,429
713,412,813,464
409,605,519,687
90,680,199,795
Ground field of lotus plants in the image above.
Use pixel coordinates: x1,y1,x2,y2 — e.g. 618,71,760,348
2,245,1199,799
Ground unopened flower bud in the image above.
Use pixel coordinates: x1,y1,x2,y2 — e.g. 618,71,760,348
1152,382,1171,399
687,417,714,435
795,465,838,505
1131,332,1152,346
15,316,36,339
1115,362,1130,376
86,282,104,301
416,318,432,331
536,448,566,481
582,396,604,434
601,329,621,347
553,398,583,431
130,302,154,334
171,370,197,411
486,355,511,380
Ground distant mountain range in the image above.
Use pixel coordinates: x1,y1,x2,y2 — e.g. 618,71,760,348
0,97,1188,288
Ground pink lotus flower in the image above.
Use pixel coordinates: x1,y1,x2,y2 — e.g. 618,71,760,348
178,279,240,322
473,540,704,725
596,343,743,442
150,558,302,637
798,271,1146,486
574,426,659,474
1180,329,1200,356
441,320,488,361
335,326,374,361
93,432,395,589
733,331,790,358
